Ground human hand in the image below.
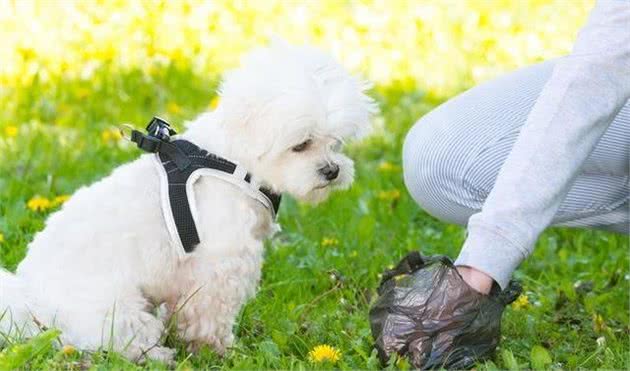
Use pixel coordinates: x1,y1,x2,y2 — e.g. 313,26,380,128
369,252,521,369
456,265,494,295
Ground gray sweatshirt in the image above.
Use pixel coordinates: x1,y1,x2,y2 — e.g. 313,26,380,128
455,0,630,289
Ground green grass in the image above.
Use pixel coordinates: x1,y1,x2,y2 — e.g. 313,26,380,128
0,63,628,370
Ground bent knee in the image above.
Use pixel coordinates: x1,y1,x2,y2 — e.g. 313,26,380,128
402,62,559,225
403,116,479,226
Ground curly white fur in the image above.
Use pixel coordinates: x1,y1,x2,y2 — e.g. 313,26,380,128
0,42,374,363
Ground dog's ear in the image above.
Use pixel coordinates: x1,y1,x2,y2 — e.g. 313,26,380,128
276,44,378,141
218,41,377,155
227,115,277,160
323,78,377,141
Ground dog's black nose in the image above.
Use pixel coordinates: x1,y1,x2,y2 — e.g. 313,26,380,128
319,164,340,181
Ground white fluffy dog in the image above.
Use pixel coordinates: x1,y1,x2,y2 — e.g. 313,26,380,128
0,43,374,362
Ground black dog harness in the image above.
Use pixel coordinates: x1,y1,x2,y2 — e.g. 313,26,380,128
129,117,281,253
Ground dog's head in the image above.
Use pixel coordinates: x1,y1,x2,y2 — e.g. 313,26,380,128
215,42,375,203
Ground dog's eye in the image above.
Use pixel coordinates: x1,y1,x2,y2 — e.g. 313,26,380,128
331,140,343,152
292,139,312,152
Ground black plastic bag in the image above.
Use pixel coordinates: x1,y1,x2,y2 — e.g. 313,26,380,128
369,251,521,369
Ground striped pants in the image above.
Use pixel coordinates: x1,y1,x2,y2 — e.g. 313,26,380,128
403,61,629,233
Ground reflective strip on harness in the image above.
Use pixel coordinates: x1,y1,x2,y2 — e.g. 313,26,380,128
154,139,281,253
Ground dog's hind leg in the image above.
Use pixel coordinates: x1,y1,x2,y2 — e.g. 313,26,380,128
0,270,40,339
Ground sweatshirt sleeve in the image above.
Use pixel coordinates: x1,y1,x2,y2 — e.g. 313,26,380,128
455,0,630,289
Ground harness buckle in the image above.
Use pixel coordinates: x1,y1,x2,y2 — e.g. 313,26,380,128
146,116,176,141
127,117,191,170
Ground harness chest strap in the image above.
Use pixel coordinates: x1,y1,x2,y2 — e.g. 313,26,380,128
152,139,281,253
127,117,281,254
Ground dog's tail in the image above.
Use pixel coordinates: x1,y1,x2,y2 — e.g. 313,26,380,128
0,269,35,339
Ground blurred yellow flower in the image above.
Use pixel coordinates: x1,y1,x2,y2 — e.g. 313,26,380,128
52,195,71,207
321,237,339,247
101,131,111,142
101,128,122,143
377,189,401,201
57,103,71,115
76,88,91,99
169,48,187,65
4,126,18,138
592,313,607,333
378,161,398,172
27,196,52,212
111,129,123,141
209,96,220,110
0,1,591,100
61,344,76,356
511,294,529,310
0,233,4,244
167,101,182,115
308,344,341,364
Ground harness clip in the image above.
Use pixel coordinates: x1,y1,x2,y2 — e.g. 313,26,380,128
146,116,176,141
127,116,191,170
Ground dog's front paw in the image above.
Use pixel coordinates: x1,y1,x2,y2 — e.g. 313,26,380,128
134,345,176,365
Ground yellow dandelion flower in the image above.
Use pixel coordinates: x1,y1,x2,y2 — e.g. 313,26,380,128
378,161,398,172
209,96,220,110
27,196,52,212
308,344,341,364
511,294,529,310
4,126,18,138
321,237,339,247
377,189,401,201
61,344,76,356
167,101,182,115
0,233,4,244
52,195,70,207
